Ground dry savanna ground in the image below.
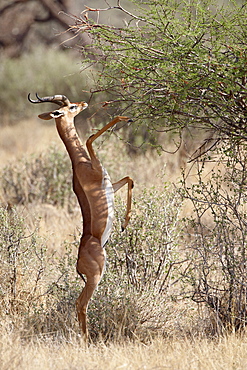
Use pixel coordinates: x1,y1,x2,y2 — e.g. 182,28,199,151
1,118,247,369
2,331,247,370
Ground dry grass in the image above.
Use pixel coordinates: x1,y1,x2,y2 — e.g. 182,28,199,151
1,330,247,369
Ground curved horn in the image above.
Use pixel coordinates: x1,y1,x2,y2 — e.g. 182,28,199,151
28,93,71,107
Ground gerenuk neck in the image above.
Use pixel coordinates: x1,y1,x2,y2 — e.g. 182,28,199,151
55,116,89,164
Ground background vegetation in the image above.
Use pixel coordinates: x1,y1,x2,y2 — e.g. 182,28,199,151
1,0,247,368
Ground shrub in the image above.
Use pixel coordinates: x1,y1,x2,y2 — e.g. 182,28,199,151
180,142,247,334
0,146,76,211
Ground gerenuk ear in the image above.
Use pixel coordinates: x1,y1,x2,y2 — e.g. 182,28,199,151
38,112,53,120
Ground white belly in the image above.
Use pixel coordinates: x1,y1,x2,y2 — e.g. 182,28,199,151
101,168,114,247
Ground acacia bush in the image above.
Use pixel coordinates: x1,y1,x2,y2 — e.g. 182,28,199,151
180,141,247,334
73,0,247,147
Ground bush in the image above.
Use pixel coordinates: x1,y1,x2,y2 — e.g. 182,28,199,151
180,141,247,334
0,146,76,211
76,0,247,144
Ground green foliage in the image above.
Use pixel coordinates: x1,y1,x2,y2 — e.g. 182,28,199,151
78,0,247,142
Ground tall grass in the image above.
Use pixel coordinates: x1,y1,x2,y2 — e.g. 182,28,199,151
1,330,247,369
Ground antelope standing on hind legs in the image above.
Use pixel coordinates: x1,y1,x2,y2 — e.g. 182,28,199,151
28,93,134,341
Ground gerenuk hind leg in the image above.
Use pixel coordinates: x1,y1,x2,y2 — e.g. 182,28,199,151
76,235,106,340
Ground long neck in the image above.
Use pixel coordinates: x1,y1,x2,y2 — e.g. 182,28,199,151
55,116,92,235
55,116,89,163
